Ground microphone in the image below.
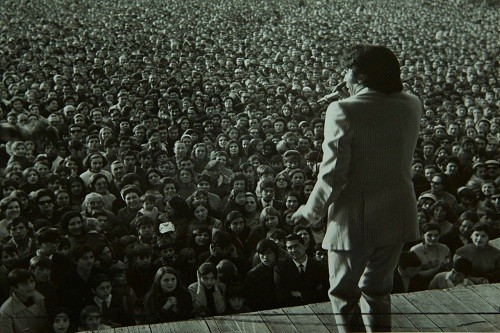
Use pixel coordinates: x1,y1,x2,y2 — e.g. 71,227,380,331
318,81,347,103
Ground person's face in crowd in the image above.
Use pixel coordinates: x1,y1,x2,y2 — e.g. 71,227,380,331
291,172,305,188
160,272,177,293
35,162,49,176
69,180,84,196
163,184,177,200
274,121,285,133
412,162,424,176
241,194,259,215
89,156,103,172
194,230,210,246
200,272,216,289
93,281,113,302
26,170,40,184
459,219,475,238
138,223,154,241
123,155,136,169
430,176,444,192
68,216,83,236
47,178,61,192
33,264,51,282
10,222,28,241
38,196,54,215
77,251,94,271
422,229,440,246
158,163,174,177
481,182,495,197
52,312,70,333
56,191,70,208
125,192,141,209
285,195,299,211
471,230,489,248
422,143,435,157
262,186,275,202
229,217,245,234
174,142,187,158
259,248,276,267
264,214,279,230
87,137,100,153
14,276,36,300
194,205,208,222
84,312,101,331
179,169,192,184
487,164,499,179
286,239,306,262
445,162,459,176
148,172,161,186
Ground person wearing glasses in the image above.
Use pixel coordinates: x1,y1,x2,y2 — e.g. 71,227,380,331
291,45,421,332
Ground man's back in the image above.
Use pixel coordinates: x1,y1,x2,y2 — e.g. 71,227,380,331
320,89,421,250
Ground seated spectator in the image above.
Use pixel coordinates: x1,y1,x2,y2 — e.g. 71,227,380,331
428,257,475,289
244,239,280,311
392,251,428,293
454,223,500,284
274,233,329,308
225,282,251,315
49,308,72,333
144,266,192,324
87,273,134,327
0,268,47,333
188,263,226,318
77,305,111,331
410,223,451,285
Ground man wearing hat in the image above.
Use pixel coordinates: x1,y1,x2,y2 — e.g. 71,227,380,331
117,185,142,228
204,160,230,198
485,160,500,183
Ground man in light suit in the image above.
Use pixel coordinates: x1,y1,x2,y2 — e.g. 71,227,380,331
292,45,421,332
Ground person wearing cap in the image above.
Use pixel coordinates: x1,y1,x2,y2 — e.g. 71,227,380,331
204,159,230,198
485,160,500,183
456,186,478,212
291,45,421,332
117,185,142,229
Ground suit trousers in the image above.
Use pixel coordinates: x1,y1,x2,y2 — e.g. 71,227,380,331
327,242,404,333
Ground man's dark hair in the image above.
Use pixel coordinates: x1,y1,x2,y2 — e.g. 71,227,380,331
453,257,473,276
398,251,421,269
341,45,403,94
8,268,33,287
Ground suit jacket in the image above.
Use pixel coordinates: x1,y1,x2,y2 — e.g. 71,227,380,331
274,257,329,308
302,88,421,250
0,291,47,333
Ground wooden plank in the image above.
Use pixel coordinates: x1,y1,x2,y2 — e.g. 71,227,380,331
391,296,419,332
204,317,220,333
151,319,212,333
309,302,339,333
405,291,466,331
282,304,331,333
427,288,497,332
392,293,440,331
126,324,152,333
448,287,500,330
259,308,299,333
213,313,271,333
469,284,500,311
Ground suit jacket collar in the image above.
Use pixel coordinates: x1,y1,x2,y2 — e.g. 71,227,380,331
10,291,44,314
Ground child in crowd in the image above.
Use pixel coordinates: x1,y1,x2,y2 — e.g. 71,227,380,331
428,257,475,289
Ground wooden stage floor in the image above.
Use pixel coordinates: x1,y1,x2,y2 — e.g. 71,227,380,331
95,283,500,332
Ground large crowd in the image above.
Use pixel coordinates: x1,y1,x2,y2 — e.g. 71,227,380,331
0,0,499,331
